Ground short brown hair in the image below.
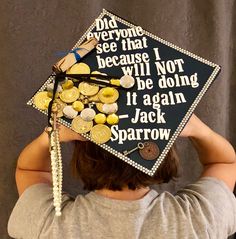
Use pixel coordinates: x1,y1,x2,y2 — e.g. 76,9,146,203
70,141,180,191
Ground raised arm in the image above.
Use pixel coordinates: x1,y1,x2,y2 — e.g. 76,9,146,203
180,114,236,191
16,125,86,196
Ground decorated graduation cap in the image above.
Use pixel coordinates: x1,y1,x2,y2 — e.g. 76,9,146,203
27,9,221,216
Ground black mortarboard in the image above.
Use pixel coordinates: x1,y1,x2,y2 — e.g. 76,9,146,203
27,9,220,214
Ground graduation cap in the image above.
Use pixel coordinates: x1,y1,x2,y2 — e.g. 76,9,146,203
27,9,221,215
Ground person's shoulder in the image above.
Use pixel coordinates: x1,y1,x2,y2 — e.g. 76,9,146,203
174,177,236,237
8,183,75,238
15,183,74,205
152,176,236,218
177,176,235,199
22,182,52,195
11,183,54,211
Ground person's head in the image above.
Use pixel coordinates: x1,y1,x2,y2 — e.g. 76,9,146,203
71,141,180,191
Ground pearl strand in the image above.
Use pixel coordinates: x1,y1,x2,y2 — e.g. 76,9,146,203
55,128,63,213
49,127,63,217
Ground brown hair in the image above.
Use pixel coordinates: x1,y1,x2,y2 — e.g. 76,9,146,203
70,141,180,191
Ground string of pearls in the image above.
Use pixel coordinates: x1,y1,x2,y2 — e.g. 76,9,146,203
48,118,63,217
